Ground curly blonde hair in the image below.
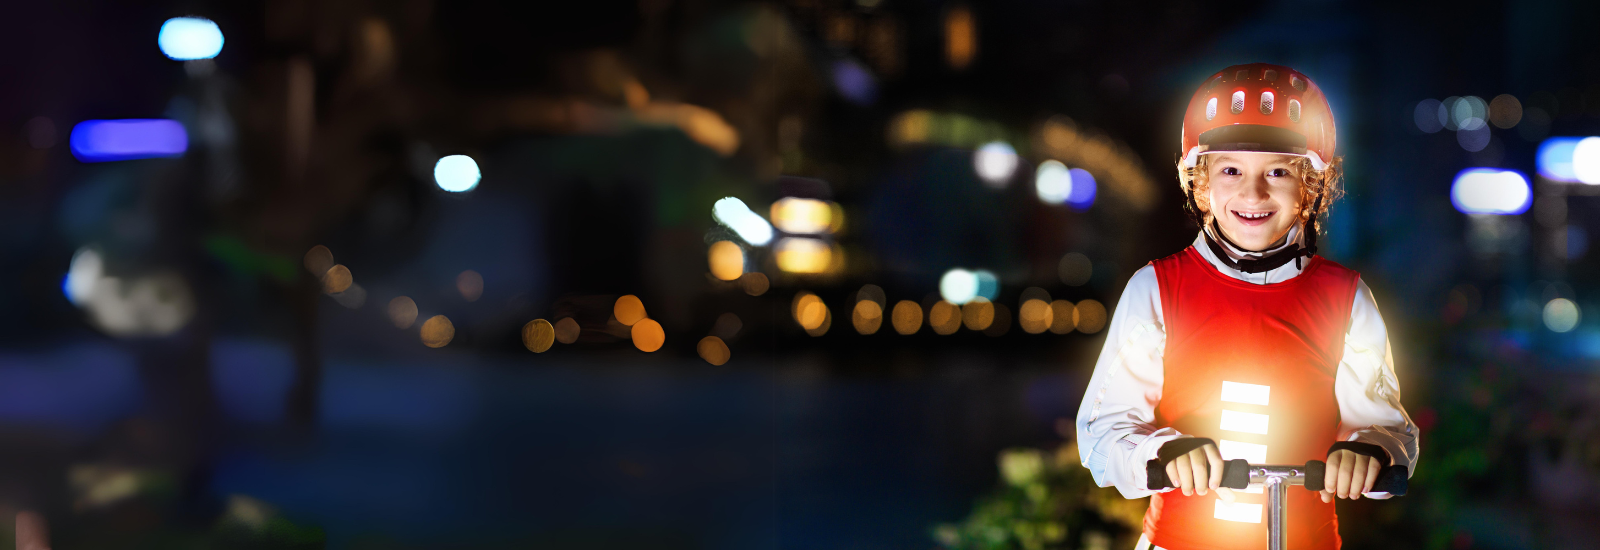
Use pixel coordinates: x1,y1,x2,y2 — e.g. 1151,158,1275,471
1176,154,1344,230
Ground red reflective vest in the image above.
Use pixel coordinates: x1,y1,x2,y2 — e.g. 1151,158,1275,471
1144,246,1359,550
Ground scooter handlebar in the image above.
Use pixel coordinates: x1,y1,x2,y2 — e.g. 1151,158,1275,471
1145,440,1408,496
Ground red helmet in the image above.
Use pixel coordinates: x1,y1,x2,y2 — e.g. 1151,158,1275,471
1181,63,1335,170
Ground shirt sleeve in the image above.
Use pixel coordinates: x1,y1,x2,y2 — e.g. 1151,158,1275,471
1076,265,1186,499
1336,277,1421,499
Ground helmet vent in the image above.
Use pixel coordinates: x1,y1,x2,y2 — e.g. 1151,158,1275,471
1263,69,1279,81
1207,76,1222,90
1206,97,1218,120
1260,91,1275,115
1231,91,1245,115
1291,75,1306,92
1236,69,1250,81
1288,99,1302,123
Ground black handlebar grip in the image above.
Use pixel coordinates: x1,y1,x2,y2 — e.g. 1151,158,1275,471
1145,438,1219,490
1219,459,1250,489
1304,460,1326,492
1370,465,1409,496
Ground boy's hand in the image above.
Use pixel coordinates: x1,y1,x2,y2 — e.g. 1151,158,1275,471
1163,441,1225,497
1320,449,1382,502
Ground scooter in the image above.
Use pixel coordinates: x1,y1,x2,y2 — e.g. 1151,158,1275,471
1147,439,1408,550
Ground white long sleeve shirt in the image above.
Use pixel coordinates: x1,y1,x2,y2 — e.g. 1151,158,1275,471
1075,228,1419,499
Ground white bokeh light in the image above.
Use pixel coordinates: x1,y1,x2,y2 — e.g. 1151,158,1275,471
433,155,481,192
1572,137,1600,185
1451,169,1530,215
1035,160,1072,204
1544,298,1580,333
158,17,224,61
973,141,1019,188
712,197,774,246
939,269,978,305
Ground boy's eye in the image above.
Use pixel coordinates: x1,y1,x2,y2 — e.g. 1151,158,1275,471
1268,168,1291,177
1219,167,1241,176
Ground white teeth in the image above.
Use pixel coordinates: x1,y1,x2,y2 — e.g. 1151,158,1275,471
1236,211,1271,219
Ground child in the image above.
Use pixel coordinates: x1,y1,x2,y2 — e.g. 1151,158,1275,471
1075,63,1418,550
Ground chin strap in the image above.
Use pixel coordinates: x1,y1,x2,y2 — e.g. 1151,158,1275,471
1201,190,1324,274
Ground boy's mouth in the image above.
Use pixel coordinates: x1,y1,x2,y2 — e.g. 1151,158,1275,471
1231,210,1275,227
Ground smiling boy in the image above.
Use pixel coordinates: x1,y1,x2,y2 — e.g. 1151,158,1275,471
1075,64,1419,550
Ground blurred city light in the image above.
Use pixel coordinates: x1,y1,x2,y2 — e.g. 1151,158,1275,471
1074,299,1107,334
697,336,730,365
420,315,455,348
1019,299,1051,334
929,301,961,335
1489,94,1523,129
974,270,999,301
69,119,188,162
158,17,224,61
64,248,102,307
1457,124,1490,152
770,198,834,234
631,319,665,352
832,58,877,105
332,284,367,309
891,300,923,335
740,272,770,296
323,265,353,294
1451,169,1531,215
304,245,334,276
1573,137,1600,184
1049,300,1076,334
522,319,555,353
1066,168,1097,210
852,300,883,335
554,318,581,344
774,237,833,274
940,269,978,304
708,240,745,281
433,155,481,192
1544,298,1580,333
1537,137,1585,182
793,293,826,331
973,141,1018,188
456,270,483,301
614,295,647,326
1414,99,1444,133
387,296,418,329
1035,160,1072,204
961,298,994,331
944,6,975,70
713,197,774,246
711,312,743,340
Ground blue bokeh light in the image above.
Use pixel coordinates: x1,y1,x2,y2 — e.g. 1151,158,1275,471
1451,168,1530,215
1066,168,1096,211
158,17,224,61
1537,137,1581,182
69,119,188,162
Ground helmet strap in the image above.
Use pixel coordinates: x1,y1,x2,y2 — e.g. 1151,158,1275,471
1296,191,1324,270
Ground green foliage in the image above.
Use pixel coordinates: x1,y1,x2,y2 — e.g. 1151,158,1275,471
934,441,1146,550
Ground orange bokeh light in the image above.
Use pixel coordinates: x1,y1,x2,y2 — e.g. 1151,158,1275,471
631,318,665,352
891,300,923,335
708,240,745,281
522,319,555,353
614,295,647,326
420,315,455,348
697,336,730,365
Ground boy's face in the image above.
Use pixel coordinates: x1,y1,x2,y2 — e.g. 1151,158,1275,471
1202,152,1305,251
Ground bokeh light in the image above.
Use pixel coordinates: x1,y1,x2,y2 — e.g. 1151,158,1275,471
740,272,770,296
304,245,334,276
940,269,978,304
1457,124,1491,152
770,198,834,234
69,119,188,162
632,319,665,352
891,300,923,335
1489,94,1522,129
64,248,102,307
962,298,994,331
1543,298,1581,333
775,237,833,274
713,197,774,246
332,284,367,309
805,305,832,337
1049,300,1076,334
1073,299,1107,334
522,319,555,353
1573,137,1600,184
697,336,731,365
708,240,745,281
1058,253,1092,286
433,155,481,192
420,315,455,348
158,17,224,61
930,300,962,335
832,58,877,105
456,270,484,301
973,141,1019,188
1451,169,1531,215
1035,160,1072,204
944,6,975,70
388,297,418,329
614,295,647,326
793,293,826,330
1066,168,1097,210
711,312,743,340
854,284,887,308
1019,299,1052,334
974,270,999,301
852,300,883,335
1537,137,1584,182
323,265,353,294
1414,99,1444,133
554,317,581,344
